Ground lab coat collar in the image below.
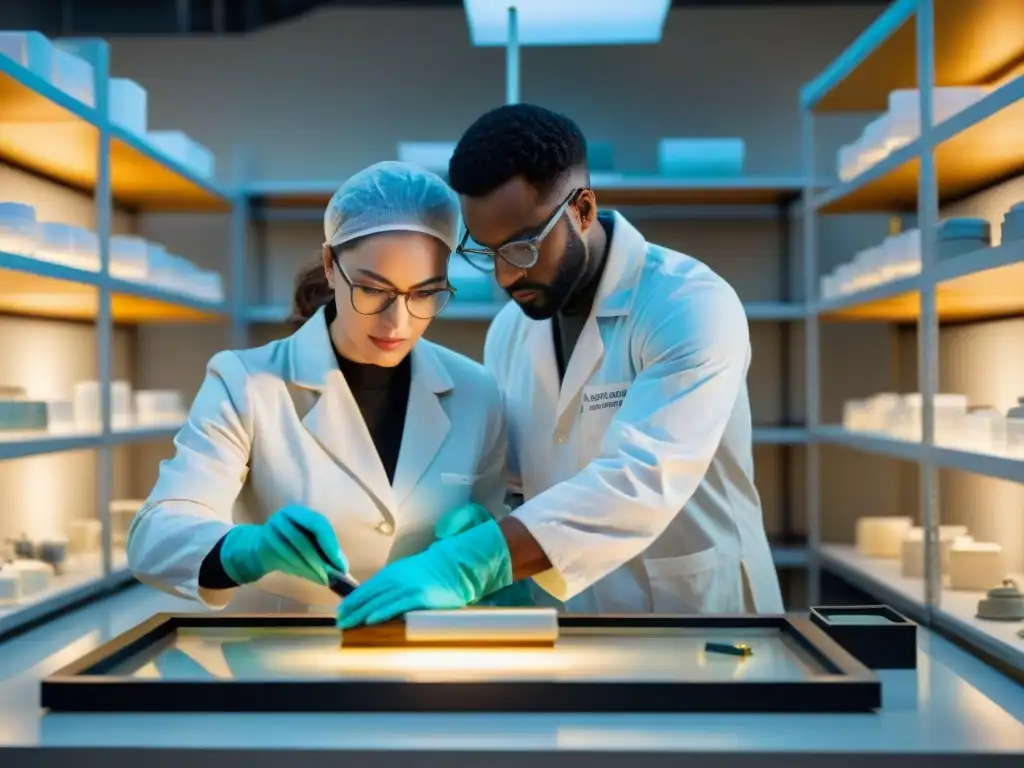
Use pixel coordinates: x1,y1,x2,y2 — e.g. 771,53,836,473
287,305,454,518
549,211,647,421
593,211,647,318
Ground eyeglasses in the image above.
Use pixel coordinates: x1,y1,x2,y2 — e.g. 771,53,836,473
331,252,455,319
456,188,581,272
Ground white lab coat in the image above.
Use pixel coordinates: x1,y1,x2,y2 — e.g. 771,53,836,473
484,211,784,615
127,305,507,613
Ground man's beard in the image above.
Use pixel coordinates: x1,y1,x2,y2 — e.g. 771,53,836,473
509,227,588,321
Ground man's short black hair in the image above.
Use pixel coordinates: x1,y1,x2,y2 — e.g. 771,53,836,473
448,103,588,200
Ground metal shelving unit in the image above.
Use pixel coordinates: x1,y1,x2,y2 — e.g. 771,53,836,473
0,40,242,638
801,0,1024,672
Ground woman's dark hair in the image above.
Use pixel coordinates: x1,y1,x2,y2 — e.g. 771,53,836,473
290,250,333,326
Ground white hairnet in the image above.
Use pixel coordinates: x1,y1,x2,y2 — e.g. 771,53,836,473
323,160,460,252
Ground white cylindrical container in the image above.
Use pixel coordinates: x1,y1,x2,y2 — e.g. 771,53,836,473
936,217,990,262
72,380,100,430
110,499,144,549
0,202,38,257
962,406,1006,454
856,516,913,558
111,380,132,431
934,393,969,448
949,542,1005,592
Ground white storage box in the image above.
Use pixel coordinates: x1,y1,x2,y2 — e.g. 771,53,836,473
949,542,1005,592
110,235,149,281
0,569,21,606
657,138,745,177
69,518,101,554
36,222,99,271
52,44,94,107
396,142,456,174
134,390,185,426
0,201,37,257
0,32,55,81
147,130,215,179
856,516,913,558
9,559,54,596
900,526,970,579
72,380,132,431
110,78,148,136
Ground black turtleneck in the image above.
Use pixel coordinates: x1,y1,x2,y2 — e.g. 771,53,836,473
325,300,411,484
552,212,615,379
198,300,411,590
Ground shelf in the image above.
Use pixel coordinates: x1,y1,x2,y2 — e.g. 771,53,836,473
0,251,227,323
818,239,1024,323
803,0,1024,112
816,425,1024,484
0,423,182,461
0,56,229,212
744,302,806,321
753,426,808,445
247,301,806,325
819,544,1024,674
816,74,1024,213
0,555,132,640
246,176,806,209
109,126,230,212
815,425,924,463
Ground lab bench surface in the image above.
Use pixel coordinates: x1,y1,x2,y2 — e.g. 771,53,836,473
0,585,1022,768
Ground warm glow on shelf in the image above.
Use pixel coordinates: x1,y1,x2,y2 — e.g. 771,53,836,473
806,0,1024,112
0,58,229,212
0,253,226,323
819,77,1024,213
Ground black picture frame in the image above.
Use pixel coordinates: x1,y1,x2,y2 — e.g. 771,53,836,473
41,612,881,713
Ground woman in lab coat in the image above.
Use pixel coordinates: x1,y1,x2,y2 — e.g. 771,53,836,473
126,161,508,613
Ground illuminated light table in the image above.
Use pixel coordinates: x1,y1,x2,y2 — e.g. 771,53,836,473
39,612,879,713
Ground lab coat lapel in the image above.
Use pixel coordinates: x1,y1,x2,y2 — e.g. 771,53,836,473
392,343,453,507
554,211,646,421
288,307,396,514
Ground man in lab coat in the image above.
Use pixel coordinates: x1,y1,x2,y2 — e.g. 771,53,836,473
337,104,783,627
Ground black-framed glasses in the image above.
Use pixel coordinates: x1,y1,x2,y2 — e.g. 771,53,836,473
330,251,455,319
456,188,581,272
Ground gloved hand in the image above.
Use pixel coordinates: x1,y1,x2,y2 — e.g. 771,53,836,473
434,503,534,608
220,505,348,588
337,517,512,628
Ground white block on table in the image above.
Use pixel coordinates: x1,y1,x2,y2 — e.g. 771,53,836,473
900,526,970,578
0,32,54,80
110,235,149,281
949,542,1005,592
405,608,559,643
856,516,912,558
110,78,147,135
657,138,745,177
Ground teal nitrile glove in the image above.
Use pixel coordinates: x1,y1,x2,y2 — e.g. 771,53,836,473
220,505,349,587
434,503,535,608
337,518,512,629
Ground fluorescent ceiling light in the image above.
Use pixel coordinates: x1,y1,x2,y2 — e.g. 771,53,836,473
463,0,671,47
